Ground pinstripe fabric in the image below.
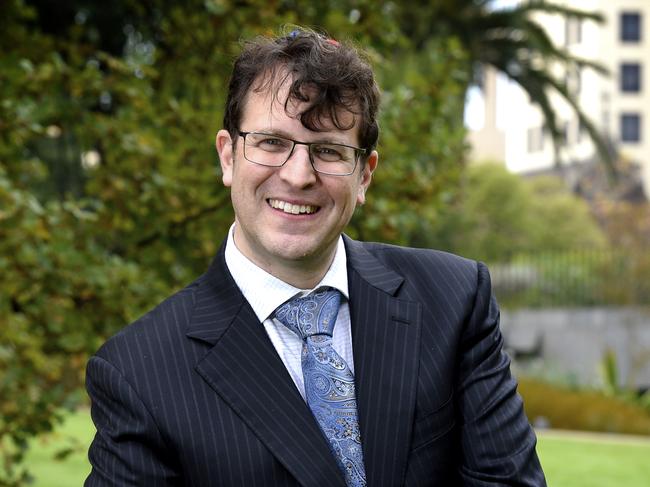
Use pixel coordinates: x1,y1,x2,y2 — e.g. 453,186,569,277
85,236,545,486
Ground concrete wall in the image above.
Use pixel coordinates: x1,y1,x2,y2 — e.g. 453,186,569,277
500,308,650,389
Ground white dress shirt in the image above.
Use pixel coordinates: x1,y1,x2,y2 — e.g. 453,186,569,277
224,224,355,400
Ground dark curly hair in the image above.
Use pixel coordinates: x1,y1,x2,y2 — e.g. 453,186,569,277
222,27,380,156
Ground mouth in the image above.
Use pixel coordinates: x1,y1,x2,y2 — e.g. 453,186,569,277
268,198,319,215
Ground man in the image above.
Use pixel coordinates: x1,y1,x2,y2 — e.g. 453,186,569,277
86,28,546,486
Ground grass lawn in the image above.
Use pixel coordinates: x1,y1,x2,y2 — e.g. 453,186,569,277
23,410,650,486
25,409,93,487
537,430,650,487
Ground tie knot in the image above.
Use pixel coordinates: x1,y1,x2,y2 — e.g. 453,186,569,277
274,288,341,340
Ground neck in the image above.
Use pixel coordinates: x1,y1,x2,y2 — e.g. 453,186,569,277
265,258,332,289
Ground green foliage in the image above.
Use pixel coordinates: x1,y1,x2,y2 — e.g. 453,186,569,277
600,348,622,396
598,350,650,416
519,377,650,435
1,0,615,483
527,176,607,251
0,170,163,484
425,163,649,308
437,166,650,308
430,163,606,261
0,0,469,483
350,36,469,244
594,200,650,305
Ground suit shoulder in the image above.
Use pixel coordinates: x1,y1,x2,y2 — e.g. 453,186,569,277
359,240,480,277
352,240,494,297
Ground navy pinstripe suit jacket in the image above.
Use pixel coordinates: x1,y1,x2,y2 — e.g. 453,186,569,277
85,236,546,486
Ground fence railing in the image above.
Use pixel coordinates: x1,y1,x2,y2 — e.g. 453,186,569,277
487,249,650,308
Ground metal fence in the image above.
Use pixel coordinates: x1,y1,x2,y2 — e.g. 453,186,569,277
487,249,650,308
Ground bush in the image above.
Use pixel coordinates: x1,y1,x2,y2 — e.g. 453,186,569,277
0,2,469,484
430,165,606,262
518,376,650,435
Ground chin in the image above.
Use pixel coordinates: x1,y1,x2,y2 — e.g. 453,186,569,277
272,244,319,262
267,237,328,263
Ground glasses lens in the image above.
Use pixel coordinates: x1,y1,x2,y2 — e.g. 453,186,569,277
243,133,292,167
242,132,361,175
310,143,357,175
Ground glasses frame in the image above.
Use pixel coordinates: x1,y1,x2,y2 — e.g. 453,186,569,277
238,131,367,176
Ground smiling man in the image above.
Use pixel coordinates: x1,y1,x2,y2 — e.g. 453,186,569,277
216,62,376,288
85,29,546,486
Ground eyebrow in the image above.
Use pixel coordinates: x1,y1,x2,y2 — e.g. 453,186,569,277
251,128,350,146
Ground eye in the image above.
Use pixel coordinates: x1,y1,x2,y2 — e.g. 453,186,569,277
261,138,285,147
312,144,346,161
250,135,291,152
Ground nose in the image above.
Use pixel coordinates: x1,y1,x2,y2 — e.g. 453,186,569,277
277,144,317,188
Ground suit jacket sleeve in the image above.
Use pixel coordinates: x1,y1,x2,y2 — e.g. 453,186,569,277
456,261,545,486
85,355,179,486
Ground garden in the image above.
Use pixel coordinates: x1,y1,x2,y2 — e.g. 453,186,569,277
2,0,649,485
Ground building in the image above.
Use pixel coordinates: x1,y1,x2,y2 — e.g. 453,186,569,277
470,0,650,198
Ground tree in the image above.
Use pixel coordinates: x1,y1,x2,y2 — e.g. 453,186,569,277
393,0,613,174
591,193,650,306
0,1,468,483
430,163,606,261
1,1,618,483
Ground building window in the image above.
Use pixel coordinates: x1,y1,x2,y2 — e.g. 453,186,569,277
620,12,641,42
620,63,642,92
620,113,641,142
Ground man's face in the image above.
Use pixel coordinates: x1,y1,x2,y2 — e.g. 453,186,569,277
216,76,377,280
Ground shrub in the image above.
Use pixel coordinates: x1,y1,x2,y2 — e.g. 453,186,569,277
518,377,650,435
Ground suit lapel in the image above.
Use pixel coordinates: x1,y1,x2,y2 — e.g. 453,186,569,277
345,236,422,487
186,245,345,487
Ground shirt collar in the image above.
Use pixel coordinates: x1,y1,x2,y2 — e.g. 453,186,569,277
224,223,349,323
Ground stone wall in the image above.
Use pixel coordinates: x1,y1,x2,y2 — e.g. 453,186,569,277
500,308,650,389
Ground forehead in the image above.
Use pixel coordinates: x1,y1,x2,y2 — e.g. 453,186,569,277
240,71,358,138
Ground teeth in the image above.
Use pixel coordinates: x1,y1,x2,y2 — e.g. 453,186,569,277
269,199,317,215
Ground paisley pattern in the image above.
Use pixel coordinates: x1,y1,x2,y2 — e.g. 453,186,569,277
275,289,366,486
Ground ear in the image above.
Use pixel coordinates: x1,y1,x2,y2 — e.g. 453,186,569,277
357,150,378,205
216,129,234,187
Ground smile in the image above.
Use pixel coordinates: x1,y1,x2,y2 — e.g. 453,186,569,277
268,199,319,215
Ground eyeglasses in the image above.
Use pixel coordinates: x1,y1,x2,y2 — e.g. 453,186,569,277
238,131,366,176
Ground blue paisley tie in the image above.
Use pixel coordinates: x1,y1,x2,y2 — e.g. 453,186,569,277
274,288,366,486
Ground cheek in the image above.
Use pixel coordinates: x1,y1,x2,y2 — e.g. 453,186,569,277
231,164,268,197
349,180,364,206
229,174,256,211
333,183,362,213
